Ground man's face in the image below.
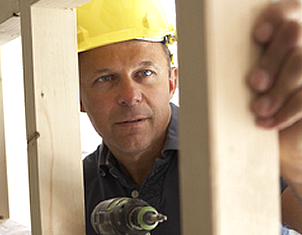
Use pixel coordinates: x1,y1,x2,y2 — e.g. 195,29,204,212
79,40,177,157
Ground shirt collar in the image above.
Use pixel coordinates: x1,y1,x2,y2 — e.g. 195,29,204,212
162,103,179,154
97,144,114,167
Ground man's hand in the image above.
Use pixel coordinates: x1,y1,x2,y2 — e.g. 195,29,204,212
249,0,302,231
250,0,301,130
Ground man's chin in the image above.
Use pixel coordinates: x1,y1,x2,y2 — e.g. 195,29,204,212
110,137,152,156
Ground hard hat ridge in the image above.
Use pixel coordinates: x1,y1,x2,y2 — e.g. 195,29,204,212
77,0,176,53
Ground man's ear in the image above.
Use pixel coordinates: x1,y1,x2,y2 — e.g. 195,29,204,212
169,67,178,99
80,99,86,112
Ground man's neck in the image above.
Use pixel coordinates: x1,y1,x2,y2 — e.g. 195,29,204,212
117,151,160,187
110,132,167,187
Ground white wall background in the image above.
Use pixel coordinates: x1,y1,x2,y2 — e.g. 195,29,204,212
1,37,31,228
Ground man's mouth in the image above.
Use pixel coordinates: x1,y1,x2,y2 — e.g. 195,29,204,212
123,119,143,123
116,117,148,125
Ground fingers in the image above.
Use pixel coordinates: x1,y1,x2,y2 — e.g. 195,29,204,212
254,0,301,44
252,47,302,117
251,47,302,129
249,0,302,130
250,20,302,92
256,90,302,130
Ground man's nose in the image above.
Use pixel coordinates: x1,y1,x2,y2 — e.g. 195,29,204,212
116,78,142,106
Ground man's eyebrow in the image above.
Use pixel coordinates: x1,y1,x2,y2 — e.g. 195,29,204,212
93,68,113,75
138,60,160,69
92,61,159,75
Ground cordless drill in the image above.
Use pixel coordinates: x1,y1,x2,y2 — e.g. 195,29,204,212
91,197,167,235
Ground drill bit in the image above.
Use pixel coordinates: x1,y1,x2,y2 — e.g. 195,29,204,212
146,213,167,223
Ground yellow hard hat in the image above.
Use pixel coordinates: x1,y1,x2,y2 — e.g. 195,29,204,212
77,0,176,53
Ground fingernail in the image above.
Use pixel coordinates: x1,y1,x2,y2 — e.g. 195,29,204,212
254,96,272,116
255,22,273,43
250,69,270,91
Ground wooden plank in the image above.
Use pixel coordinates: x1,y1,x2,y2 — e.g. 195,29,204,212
0,0,19,47
0,0,18,25
20,2,85,234
0,0,90,24
30,0,91,8
0,15,20,47
0,0,90,47
0,48,9,220
177,0,280,234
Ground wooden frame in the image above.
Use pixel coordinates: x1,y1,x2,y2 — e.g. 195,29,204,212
19,1,91,234
0,0,281,234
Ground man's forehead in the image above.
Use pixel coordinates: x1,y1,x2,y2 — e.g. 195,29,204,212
82,39,161,53
78,40,168,77
79,40,165,62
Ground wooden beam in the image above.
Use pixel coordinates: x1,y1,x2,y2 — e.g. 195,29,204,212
30,0,91,8
20,1,85,234
0,0,90,23
0,0,19,46
0,0,90,46
177,0,280,234
0,15,20,47
0,0,18,25
0,48,9,220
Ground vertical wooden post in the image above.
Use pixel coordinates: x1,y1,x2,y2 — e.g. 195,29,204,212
177,0,280,234
20,1,85,234
0,49,9,220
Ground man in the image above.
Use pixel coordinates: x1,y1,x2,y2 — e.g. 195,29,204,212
77,0,302,234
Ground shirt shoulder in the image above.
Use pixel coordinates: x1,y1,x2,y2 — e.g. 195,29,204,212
83,146,99,175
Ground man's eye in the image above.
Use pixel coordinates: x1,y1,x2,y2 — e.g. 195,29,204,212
97,75,111,82
139,70,153,77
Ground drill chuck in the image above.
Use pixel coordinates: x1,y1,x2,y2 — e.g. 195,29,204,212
91,197,167,235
